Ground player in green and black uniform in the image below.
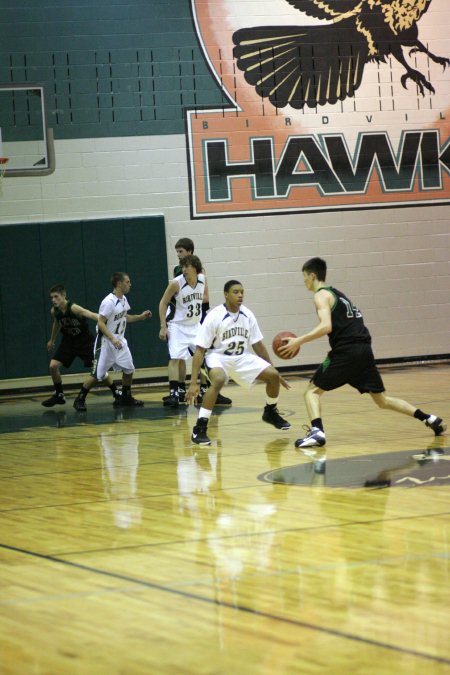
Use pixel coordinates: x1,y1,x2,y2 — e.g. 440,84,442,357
42,284,120,411
279,258,446,449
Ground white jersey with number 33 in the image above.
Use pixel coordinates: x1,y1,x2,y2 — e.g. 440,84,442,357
98,293,130,342
196,303,263,356
171,272,205,325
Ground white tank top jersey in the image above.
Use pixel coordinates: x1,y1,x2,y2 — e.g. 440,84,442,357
98,293,131,341
196,303,263,355
171,272,206,325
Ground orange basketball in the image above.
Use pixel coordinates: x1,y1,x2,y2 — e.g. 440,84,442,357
272,331,299,359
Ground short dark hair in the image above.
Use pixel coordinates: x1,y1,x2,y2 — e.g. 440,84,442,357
110,272,128,288
224,279,242,293
175,237,194,253
302,257,327,281
49,284,66,295
180,254,202,274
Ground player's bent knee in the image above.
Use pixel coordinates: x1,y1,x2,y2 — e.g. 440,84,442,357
304,383,323,399
371,392,387,409
260,365,279,383
209,369,226,389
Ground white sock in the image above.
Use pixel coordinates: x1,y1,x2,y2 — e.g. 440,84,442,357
426,414,437,424
266,396,278,406
199,407,212,420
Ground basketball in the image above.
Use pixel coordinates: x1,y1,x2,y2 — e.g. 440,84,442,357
272,331,299,359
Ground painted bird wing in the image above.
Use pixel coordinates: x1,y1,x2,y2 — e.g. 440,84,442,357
286,0,363,21
233,22,369,110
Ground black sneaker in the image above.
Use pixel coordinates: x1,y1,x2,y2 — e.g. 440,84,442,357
295,426,326,449
119,395,144,407
163,394,179,408
41,393,65,408
113,391,123,407
163,391,186,404
425,416,446,436
73,396,87,412
191,417,211,445
262,405,291,430
195,387,208,406
216,393,232,406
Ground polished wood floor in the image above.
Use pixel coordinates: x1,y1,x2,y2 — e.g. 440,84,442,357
0,365,449,674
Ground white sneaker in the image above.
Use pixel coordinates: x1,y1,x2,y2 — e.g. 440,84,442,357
295,426,326,449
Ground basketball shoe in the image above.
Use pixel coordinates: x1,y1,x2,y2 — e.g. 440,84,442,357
295,425,326,448
73,395,87,412
262,404,291,430
41,392,65,407
425,416,446,436
196,385,232,406
163,394,179,408
191,418,211,445
118,394,144,407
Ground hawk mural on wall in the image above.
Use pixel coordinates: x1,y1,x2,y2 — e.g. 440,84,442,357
187,0,450,217
233,0,450,109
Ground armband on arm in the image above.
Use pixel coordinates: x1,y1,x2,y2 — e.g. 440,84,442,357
201,302,210,323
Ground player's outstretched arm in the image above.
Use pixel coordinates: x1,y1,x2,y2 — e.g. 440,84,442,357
279,290,332,358
253,340,291,390
71,303,98,322
127,310,152,323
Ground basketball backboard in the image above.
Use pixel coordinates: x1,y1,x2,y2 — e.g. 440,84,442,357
0,84,55,176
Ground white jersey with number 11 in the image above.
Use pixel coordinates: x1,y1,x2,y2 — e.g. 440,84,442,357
98,293,130,342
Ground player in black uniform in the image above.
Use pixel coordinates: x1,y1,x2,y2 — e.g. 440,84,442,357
42,284,120,411
162,237,232,406
279,258,446,449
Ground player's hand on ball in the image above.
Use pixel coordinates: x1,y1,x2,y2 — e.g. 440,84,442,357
278,337,301,359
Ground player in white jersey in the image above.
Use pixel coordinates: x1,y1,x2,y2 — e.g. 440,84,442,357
93,272,152,406
187,279,291,445
159,255,206,407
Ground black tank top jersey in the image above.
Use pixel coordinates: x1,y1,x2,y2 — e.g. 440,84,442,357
54,301,92,342
320,286,371,349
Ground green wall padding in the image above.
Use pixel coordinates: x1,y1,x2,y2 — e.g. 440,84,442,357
0,215,168,380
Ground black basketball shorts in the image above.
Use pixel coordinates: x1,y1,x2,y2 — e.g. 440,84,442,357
312,343,385,394
53,338,95,369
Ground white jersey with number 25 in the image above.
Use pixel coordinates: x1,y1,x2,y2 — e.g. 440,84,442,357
196,303,263,356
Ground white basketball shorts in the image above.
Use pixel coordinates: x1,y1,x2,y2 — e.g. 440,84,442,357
94,337,135,380
168,322,198,360
205,352,269,389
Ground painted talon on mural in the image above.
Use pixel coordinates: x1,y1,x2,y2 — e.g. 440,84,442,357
400,69,435,95
232,0,448,109
409,45,450,69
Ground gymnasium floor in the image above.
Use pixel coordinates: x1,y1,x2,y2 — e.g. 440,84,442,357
0,364,449,674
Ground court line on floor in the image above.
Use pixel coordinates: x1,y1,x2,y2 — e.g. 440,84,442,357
1,541,449,667
51,507,450,557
